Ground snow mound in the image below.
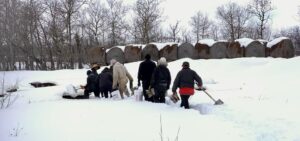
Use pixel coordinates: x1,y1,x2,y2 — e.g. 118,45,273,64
235,38,254,47
267,37,289,48
106,46,126,53
149,42,178,50
199,39,216,47
63,84,83,97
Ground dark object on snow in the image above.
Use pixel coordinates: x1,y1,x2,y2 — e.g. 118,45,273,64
0,94,6,97
159,44,178,61
30,82,56,88
194,43,210,59
202,90,224,105
178,43,196,59
62,95,89,99
124,45,142,63
6,88,17,93
210,41,228,59
142,44,159,61
105,47,125,65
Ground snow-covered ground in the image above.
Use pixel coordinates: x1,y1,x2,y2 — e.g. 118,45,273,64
1,57,300,141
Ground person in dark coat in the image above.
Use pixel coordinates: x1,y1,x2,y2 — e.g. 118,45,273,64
98,67,113,98
63,70,93,99
172,61,203,109
138,54,156,102
84,64,100,98
151,57,171,103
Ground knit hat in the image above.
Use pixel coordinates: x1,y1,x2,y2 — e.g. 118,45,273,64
157,57,167,66
182,61,189,68
110,59,117,66
86,70,92,75
145,54,151,60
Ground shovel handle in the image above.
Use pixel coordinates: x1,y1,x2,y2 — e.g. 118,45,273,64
203,90,217,102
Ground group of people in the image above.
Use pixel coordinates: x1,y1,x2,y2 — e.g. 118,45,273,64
82,59,134,99
138,54,204,109
65,54,204,109
83,65,114,99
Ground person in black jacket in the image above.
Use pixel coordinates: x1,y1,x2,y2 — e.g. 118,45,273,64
151,57,171,103
172,61,203,109
98,67,113,98
84,64,100,98
138,54,156,101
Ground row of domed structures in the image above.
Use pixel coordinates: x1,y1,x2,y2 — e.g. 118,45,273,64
87,37,295,65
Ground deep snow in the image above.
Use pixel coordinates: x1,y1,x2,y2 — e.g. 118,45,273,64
1,57,300,141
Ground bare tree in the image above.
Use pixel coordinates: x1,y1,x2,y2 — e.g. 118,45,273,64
180,28,192,43
190,11,211,42
44,0,66,69
217,2,251,41
248,0,274,39
0,1,4,70
86,0,108,47
168,21,181,42
106,0,128,46
209,22,220,40
60,0,87,69
1,0,23,70
133,0,163,44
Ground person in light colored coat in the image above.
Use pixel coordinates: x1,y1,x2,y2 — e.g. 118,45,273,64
110,59,133,99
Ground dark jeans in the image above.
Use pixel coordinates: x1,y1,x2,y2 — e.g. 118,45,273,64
100,88,112,98
84,89,100,98
180,95,191,109
154,84,167,103
142,80,153,102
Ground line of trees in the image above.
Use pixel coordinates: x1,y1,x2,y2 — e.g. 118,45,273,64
0,0,299,71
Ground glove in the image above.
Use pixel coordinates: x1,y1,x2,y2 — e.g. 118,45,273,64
130,81,133,89
199,86,206,91
137,80,141,87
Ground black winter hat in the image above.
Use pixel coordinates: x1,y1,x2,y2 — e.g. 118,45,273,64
145,54,151,60
182,61,189,68
87,70,92,75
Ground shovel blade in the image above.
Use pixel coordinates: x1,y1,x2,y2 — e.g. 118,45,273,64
214,99,224,105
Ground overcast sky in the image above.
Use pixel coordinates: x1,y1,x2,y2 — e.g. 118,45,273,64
126,0,300,31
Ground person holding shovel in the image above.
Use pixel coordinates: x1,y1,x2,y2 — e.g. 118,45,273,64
172,61,203,109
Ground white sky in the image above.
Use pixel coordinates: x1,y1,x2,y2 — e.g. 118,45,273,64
126,0,300,30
